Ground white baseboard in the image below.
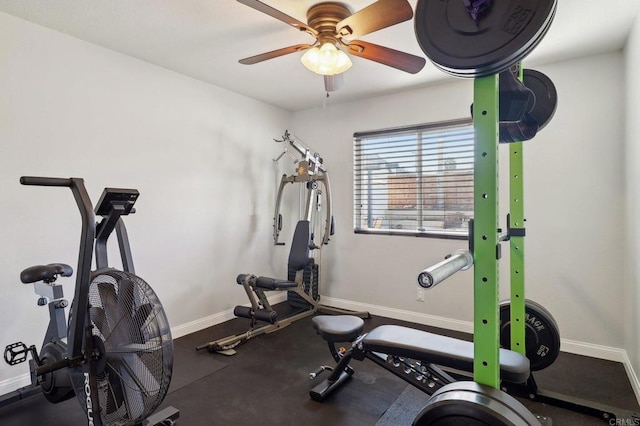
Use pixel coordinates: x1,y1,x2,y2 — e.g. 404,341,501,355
321,296,630,361
622,350,640,405
320,296,474,334
3,293,638,406
0,372,31,398
170,292,288,339
0,293,289,396
559,338,627,362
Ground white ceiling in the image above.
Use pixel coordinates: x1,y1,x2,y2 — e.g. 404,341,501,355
1,0,639,111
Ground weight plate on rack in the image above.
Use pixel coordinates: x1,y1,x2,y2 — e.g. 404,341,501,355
415,0,558,78
523,69,558,130
500,299,560,371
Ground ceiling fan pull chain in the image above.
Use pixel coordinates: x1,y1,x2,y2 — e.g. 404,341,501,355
462,0,491,22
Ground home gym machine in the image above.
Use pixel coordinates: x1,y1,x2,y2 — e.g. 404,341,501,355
272,130,334,310
310,1,640,423
197,131,369,355
1,177,178,426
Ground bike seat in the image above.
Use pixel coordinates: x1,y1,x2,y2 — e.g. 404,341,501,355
20,264,73,284
312,315,365,343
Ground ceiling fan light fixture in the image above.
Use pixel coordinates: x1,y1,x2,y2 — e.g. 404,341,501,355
301,42,352,75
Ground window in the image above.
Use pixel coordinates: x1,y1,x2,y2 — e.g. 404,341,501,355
354,118,473,239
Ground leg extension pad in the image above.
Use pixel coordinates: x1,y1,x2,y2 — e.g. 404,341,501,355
233,306,277,323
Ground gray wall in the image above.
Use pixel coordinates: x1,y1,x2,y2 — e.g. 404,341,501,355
624,10,640,388
291,51,627,353
0,12,291,385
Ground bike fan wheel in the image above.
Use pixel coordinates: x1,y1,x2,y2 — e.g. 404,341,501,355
70,269,173,425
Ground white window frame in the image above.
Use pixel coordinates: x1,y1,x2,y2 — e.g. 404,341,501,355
353,118,474,239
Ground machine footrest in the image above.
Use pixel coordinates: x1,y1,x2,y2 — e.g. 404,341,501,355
310,370,352,402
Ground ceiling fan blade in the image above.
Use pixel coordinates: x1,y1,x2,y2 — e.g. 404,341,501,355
239,44,314,65
346,40,426,74
237,0,318,37
337,0,413,39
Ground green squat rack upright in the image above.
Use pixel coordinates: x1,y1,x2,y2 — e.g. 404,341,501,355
508,65,527,359
471,74,502,389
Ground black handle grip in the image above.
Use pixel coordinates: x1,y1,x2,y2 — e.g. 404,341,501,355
20,176,73,187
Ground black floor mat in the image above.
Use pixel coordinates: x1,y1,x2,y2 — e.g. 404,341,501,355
168,342,227,394
376,385,428,426
0,307,638,425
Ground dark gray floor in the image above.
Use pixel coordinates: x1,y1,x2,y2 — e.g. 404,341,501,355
0,304,638,425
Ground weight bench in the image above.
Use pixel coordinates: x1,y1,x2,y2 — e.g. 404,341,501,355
309,315,530,402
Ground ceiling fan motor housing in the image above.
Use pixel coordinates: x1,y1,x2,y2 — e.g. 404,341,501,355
307,2,353,44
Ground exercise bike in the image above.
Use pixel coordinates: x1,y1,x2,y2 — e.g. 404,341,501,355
1,176,178,426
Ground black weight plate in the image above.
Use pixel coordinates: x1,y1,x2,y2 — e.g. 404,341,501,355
500,299,560,371
412,381,542,425
415,0,558,78
523,69,557,130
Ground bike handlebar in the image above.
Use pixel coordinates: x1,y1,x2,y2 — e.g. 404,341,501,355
20,176,74,187
20,176,96,359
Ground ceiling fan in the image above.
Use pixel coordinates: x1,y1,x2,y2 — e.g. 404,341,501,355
237,0,426,92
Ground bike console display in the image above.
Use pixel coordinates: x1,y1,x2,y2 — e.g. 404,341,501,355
95,188,139,216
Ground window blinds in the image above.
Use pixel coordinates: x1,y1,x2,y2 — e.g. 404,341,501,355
354,119,473,238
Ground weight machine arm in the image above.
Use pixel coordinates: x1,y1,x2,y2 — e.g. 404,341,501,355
272,131,334,247
276,130,326,173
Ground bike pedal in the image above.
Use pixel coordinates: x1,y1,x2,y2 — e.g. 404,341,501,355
4,342,30,365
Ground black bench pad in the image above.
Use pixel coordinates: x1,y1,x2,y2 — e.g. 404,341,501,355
312,315,365,343
363,325,530,384
255,276,298,290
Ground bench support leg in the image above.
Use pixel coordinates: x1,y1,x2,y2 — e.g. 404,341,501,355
310,348,355,402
